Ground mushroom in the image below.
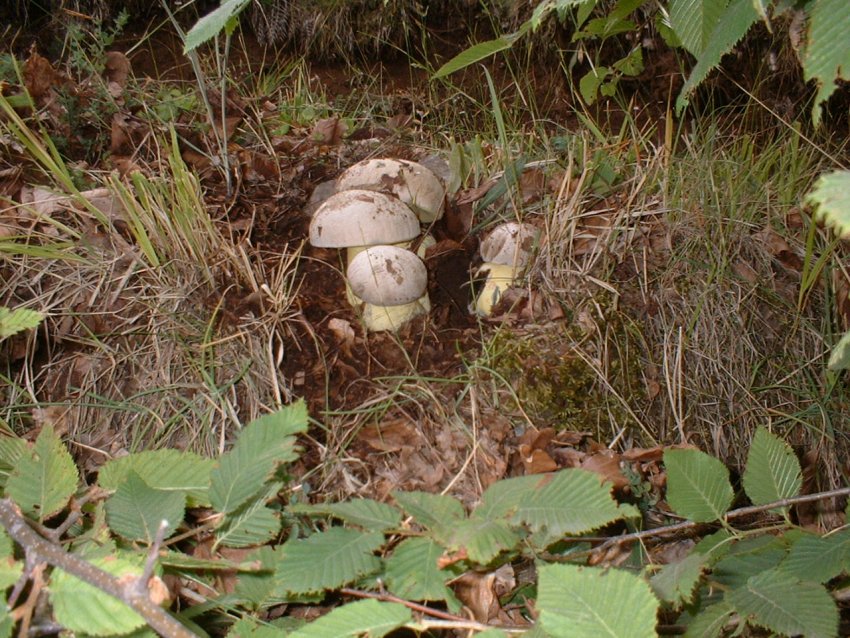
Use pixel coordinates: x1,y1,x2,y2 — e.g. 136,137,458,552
309,189,421,265
336,158,445,223
347,245,430,331
472,222,539,316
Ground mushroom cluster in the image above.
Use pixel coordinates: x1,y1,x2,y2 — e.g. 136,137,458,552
309,158,445,332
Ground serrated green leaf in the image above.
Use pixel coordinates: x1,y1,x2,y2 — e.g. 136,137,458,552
742,427,801,512
392,491,465,539
476,474,542,520
105,471,184,543
682,600,735,638
159,550,264,572
210,402,307,514
275,528,383,594
649,553,706,608
664,448,733,522
448,514,520,564
6,426,78,522
183,0,251,53
51,555,146,636
807,170,850,239
803,0,850,126
0,436,27,487
675,0,760,114
384,537,457,605
98,448,214,506
514,469,633,546
0,307,43,339
668,0,727,56
727,570,837,638
288,498,402,532
537,563,658,638
712,535,787,590
781,529,850,582
216,485,282,549
288,599,411,638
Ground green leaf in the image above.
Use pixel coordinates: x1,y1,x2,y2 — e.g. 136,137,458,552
276,528,383,594
209,402,307,515
682,600,735,638
384,538,458,605
392,491,465,539
727,570,838,638
514,469,635,546
105,471,184,543
447,514,520,564
98,448,214,506
649,553,706,608
803,0,850,126
288,599,411,638
579,66,611,105
742,428,802,512
216,483,282,549
675,0,760,114
0,436,27,488
712,535,787,590
432,23,530,80
781,529,850,582
183,0,251,53
51,555,146,636
668,0,728,56
288,498,402,532
828,330,850,370
537,563,658,638
0,307,43,339
664,448,733,522
6,425,78,522
0,545,22,590
807,170,850,238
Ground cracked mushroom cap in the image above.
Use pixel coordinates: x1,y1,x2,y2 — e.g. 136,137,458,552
479,222,538,269
336,158,445,223
346,245,428,306
309,189,420,248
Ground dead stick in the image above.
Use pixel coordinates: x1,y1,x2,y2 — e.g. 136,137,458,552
595,486,850,550
0,499,198,638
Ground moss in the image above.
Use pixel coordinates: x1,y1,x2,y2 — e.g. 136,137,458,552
486,309,645,437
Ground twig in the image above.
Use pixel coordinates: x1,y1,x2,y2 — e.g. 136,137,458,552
339,587,528,633
0,499,198,638
595,486,850,551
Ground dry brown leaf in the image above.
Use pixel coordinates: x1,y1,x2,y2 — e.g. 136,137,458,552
452,571,501,622
519,168,546,204
23,49,57,103
622,445,666,462
581,450,629,490
520,447,558,474
358,417,418,452
754,225,803,271
311,117,347,146
104,51,131,87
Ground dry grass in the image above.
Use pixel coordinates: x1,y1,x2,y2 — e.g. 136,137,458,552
0,128,301,460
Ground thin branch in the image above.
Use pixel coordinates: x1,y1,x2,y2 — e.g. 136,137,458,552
594,486,850,551
339,587,528,634
0,499,198,638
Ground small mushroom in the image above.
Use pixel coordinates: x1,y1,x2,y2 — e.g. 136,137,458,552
472,263,516,316
309,189,420,265
347,245,430,331
336,158,445,223
479,222,538,270
472,222,539,316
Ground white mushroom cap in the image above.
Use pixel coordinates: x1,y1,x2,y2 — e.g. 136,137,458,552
336,158,445,223
347,245,428,306
309,189,420,248
479,222,538,269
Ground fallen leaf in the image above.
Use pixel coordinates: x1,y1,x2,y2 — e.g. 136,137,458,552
311,117,347,146
23,49,57,103
104,51,131,87
581,450,628,490
754,225,803,272
359,417,418,452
